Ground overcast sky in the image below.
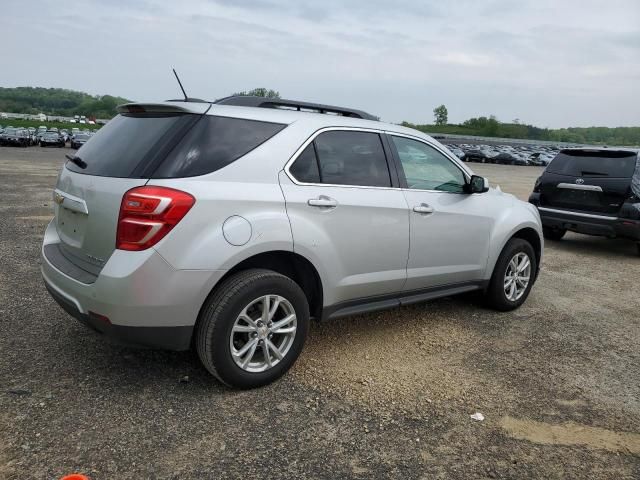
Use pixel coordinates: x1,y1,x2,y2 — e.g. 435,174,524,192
3,0,639,127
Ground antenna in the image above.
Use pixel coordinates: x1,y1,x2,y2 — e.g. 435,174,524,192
172,68,188,101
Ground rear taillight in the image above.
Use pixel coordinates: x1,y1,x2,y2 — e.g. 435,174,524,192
116,186,195,251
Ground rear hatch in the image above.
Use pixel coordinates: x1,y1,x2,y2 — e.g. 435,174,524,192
52,103,205,276
539,150,637,215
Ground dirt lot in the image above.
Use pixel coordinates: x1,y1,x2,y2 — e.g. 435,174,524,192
1,147,639,479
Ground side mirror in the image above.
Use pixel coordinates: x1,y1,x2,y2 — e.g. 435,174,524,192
467,175,489,194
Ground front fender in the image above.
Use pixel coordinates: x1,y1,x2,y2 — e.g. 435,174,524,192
485,199,543,281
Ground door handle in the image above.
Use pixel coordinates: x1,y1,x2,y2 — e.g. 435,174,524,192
413,203,434,214
308,196,338,208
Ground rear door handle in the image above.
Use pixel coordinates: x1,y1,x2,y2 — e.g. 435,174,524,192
308,196,338,208
413,203,434,214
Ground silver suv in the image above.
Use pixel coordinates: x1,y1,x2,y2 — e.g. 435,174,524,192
41,96,543,388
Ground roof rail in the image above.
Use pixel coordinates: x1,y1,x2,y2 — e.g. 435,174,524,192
213,95,379,121
166,98,209,103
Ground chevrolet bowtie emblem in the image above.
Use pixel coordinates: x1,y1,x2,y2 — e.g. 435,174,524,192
54,192,65,205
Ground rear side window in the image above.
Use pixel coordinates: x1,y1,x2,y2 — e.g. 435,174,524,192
153,116,286,178
65,114,193,177
313,131,391,187
289,144,320,183
547,151,637,178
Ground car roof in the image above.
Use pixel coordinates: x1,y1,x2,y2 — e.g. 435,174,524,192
119,100,438,143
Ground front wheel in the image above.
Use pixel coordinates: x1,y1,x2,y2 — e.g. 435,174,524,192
196,269,309,389
543,226,566,241
485,238,537,311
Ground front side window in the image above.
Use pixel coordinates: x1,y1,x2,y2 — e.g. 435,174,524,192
391,136,466,193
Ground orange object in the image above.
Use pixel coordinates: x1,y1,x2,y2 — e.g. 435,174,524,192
60,475,90,480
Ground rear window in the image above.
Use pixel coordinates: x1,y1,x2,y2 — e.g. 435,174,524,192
152,116,286,178
547,151,637,178
65,113,193,177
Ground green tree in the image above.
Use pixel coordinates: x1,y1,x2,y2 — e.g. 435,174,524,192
433,104,448,125
233,88,281,99
0,87,130,118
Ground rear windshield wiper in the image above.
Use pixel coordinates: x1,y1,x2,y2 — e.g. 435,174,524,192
65,154,87,169
580,170,607,176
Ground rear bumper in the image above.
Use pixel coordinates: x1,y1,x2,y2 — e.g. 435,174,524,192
44,281,193,350
529,194,640,241
41,220,225,350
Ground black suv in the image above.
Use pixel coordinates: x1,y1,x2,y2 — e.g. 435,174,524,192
529,148,640,255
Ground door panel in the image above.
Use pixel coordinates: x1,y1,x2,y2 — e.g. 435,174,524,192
279,174,409,306
386,134,493,290
402,190,492,290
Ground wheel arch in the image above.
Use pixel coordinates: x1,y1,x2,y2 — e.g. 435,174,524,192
197,250,324,330
488,225,543,285
511,227,542,272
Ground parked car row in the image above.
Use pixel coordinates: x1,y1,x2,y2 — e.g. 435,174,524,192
444,142,573,167
0,125,95,148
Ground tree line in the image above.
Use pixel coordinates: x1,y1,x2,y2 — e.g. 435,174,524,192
1,88,638,145
0,87,130,119
401,106,640,146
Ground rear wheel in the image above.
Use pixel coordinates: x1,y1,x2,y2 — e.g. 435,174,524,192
543,226,566,241
196,269,309,389
636,243,640,257
485,238,537,311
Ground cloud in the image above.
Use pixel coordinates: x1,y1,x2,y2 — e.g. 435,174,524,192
2,0,639,127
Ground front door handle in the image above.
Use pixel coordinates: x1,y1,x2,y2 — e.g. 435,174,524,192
413,203,434,214
308,196,338,208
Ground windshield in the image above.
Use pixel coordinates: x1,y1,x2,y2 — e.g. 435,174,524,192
547,151,637,178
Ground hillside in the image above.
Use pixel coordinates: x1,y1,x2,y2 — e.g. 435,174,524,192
0,87,131,119
402,117,640,146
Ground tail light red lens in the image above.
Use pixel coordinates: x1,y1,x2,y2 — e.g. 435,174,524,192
116,186,195,251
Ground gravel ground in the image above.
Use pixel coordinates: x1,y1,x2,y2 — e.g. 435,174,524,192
0,147,638,479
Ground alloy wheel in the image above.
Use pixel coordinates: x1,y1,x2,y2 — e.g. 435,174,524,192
504,252,531,301
229,295,297,373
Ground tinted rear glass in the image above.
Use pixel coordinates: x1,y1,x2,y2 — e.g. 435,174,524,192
314,131,391,187
65,114,193,177
152,116,286,178
547,151,637,178
289,143,321,183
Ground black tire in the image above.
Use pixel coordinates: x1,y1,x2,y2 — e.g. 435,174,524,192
196,269,309,389
636,243,640,257
485,238,537,311
543,226,566,241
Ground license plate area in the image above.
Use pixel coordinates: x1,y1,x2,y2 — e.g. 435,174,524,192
56,205,87,248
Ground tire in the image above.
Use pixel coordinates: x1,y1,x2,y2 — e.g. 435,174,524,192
196,269,310,389
485,238,537,311
636,243,640,257
543,226,566,241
